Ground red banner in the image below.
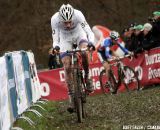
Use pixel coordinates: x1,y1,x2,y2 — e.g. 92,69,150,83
123,48,160,85
38,48,160,101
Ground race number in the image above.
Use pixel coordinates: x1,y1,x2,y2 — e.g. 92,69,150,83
81,21,88,28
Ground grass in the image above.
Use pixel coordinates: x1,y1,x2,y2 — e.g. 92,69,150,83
13,86,160,130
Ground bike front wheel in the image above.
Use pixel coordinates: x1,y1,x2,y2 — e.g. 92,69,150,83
99,69,110,94
99,69,117,94
73,69,85,123
123,66,140,92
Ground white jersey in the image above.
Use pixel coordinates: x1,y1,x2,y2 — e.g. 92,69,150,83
51,9,95,52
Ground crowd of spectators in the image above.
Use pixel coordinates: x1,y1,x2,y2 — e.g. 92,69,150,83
122,11,160,54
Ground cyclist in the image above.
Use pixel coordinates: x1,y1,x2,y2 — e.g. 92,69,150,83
51,4,95,112
98,31,130,92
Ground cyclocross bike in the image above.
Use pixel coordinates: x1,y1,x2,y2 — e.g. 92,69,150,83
99,55,140,94
66,48,90,123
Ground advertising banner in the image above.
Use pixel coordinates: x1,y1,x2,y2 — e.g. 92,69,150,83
38,48,160,101
27,52,41,103
0,57,12,130
12,52,29,115
21,51,33,106
5,53,18,121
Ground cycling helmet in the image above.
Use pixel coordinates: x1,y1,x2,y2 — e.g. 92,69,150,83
59,4,74,22
110,31,119,40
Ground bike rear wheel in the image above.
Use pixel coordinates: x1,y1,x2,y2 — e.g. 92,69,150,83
123,66,140,92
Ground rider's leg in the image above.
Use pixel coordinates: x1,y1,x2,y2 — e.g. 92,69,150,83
103,61,115,93
97,50,110,79
79,42,94,92
61,55,74,112
98,50,115,92
103,62,110,79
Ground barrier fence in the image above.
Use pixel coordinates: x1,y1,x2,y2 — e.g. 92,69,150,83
0,50,42,130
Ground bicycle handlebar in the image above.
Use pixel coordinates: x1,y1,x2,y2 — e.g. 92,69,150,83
64,48,93,62
108,54,133,62
65,48,88,54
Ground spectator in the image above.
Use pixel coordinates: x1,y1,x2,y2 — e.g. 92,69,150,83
48,48,62,69
149,11,160,48
132,24,144,53
123,23,137,52
142,23,153,51
122,28,130,39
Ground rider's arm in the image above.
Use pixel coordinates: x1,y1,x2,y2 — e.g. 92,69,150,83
76,10,95,44
102,38,112,58
105,47,111,58
51,13,60,49
117,42,129,54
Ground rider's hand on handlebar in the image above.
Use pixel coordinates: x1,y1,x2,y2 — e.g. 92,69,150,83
128,51,134,56
88,42,96,51
111,56,118,60
128,51,134,60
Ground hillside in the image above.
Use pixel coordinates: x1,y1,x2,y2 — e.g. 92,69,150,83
0,0,157,68
14,87,160,129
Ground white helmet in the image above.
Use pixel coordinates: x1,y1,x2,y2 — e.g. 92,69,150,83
59,4,74,22
110,31,119,40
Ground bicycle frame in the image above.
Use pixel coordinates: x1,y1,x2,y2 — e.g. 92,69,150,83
108,55,137,93
108,59,126,89
100,54,140,94
66,48,88,122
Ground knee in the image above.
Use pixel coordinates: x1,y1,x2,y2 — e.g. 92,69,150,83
103,63,110,70
79,42,88,49
64,62,71,73
62,57,71,72
64,61,70,68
